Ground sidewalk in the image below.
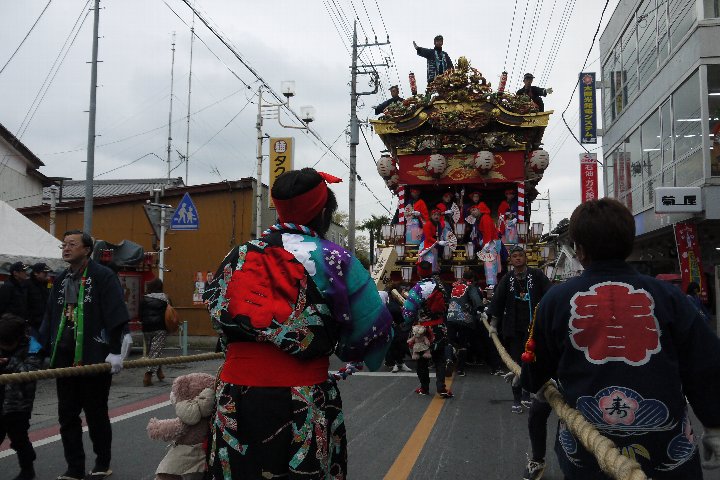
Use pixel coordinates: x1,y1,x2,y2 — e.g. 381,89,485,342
2,346,223,442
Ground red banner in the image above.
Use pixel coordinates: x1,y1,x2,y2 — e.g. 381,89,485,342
397,151,525,185
580,153,598,202
674,222,707,302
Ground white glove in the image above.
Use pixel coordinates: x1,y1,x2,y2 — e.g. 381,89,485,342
503,371,520,387
120,333,133,360
703,427,720,469
546,87,553,94
533,379,558,404
413,211,422,217
437,240,448,246
105,353,123,375
444,210,453,215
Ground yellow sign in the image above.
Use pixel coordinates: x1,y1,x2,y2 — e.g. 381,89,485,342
268,137,294,208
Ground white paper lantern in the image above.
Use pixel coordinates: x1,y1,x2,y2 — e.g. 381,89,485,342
425,154,448,178
529,149,550,173
377,155,396,179
474,151,495,174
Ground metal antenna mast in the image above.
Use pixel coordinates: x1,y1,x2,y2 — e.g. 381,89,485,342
83,0,101,234
166,32,177,183
184,17,195,185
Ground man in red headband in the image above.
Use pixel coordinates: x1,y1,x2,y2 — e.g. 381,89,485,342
204,168,392,479
418,208,447,273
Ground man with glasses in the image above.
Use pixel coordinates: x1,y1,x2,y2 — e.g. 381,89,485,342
39,230,129,480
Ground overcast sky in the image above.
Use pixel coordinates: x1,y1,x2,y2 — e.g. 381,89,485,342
1,0,619,228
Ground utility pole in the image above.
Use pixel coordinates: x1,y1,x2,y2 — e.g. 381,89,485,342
185,18,195,185
166,32,177,183
255,85,264,239
83,0,100,234
49,185,59,237
348,21,389,254
547,189,553,232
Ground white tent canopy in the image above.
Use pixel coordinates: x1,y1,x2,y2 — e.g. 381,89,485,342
0,199,64,272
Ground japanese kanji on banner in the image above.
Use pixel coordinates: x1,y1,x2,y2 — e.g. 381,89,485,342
674,222,707,302
578,72,597,144
580,153,598,202
268,137,294,209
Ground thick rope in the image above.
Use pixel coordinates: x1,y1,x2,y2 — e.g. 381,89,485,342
0,352,224,385
481,316,647,480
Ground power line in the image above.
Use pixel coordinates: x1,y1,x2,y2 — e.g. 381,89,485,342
504,0,520,71
312,127,347,168
531,0,558,73
360,125,377,166
0,0,53,76
190,97,253,156
96,152,164,177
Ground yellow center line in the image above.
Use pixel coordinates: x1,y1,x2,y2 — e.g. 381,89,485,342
383,376,454,480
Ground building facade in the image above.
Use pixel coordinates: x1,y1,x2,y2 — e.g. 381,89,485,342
600,0,720,327
0,123,53,208
20,178,274,336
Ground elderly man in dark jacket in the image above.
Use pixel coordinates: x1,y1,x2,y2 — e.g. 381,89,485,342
374,85,404,115
516,73,553,112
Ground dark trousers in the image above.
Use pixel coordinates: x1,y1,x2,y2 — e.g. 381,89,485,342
446,323,473,372
57,373,113,475
0,412,35,470
528,397,552,461
385,326,410,366
476,326,503,370
416,341,447,392
504,335,527,404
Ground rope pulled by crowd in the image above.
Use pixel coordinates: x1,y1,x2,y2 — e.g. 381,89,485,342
0,352,225,385
481,315,647,480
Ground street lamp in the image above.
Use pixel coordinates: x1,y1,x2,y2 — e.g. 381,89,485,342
255,82,315,238
531,222,543,239
453,265,465,280
394,223,405,241
395,243,406,260
381,225,392,242
517,222,528,242
401,265,413,282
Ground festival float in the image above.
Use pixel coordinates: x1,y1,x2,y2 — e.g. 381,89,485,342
370,57,553,288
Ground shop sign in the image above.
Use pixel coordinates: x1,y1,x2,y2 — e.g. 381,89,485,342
655,187,702,213
580,153,598,203
579,72,597,144
673,222,707,302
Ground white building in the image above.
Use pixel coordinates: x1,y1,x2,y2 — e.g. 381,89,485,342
599,0,720,322
0,123,52,208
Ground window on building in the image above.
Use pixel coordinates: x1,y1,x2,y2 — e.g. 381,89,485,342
606,149,615,198
673,70,702,185
637,0,658,86
669,0,696,49
705,0,720,17
658,0,670,64
708,64,720,176
641,109,662,205
622,22,639,103
626,128,644,212
603,58,615,125
604,47,622,122
660,100,674,185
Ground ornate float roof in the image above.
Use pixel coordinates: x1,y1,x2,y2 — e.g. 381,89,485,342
370,57,552,156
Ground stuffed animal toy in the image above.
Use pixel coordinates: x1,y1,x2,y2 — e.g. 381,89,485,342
407,324,434,360
147,373,216,480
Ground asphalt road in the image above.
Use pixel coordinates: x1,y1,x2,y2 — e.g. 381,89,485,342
1,356,718,480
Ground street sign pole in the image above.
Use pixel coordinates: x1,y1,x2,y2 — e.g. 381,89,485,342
159,207,166,281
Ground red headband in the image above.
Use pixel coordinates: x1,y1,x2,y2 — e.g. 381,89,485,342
273,172,342,225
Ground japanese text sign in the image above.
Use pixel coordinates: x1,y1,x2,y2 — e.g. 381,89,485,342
654,187,702,213
579,153,598,203
674,222,707,302
579,72,597,144
268,137,294,209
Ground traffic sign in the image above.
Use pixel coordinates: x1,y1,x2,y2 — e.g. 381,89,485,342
143,204,172,239
170,193,199,231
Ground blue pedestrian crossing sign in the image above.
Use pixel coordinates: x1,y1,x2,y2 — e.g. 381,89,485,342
170,193,199,231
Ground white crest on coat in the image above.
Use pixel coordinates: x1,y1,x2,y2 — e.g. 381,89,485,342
282,233,318,276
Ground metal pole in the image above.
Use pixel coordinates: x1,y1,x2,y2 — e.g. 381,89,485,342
159,207,166,281
167,32,177,183
185,19,195,185
82,0,100,234
547,189,553,232
348,21,359,254
49,185,58,237
255,85,264,238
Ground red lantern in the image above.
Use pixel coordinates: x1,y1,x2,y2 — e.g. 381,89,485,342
521,351,535,363
526,338,536,352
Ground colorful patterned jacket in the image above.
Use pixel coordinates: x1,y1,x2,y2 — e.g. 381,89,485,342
204,224,392,371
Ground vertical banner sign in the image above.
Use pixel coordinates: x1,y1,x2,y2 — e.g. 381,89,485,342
268,137,294,208
517,182,525,222
579,72,597,144
580,153,599,202
674,222,707,302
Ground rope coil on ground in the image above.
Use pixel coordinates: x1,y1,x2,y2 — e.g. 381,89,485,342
0,352,225,385
481,316,647,480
